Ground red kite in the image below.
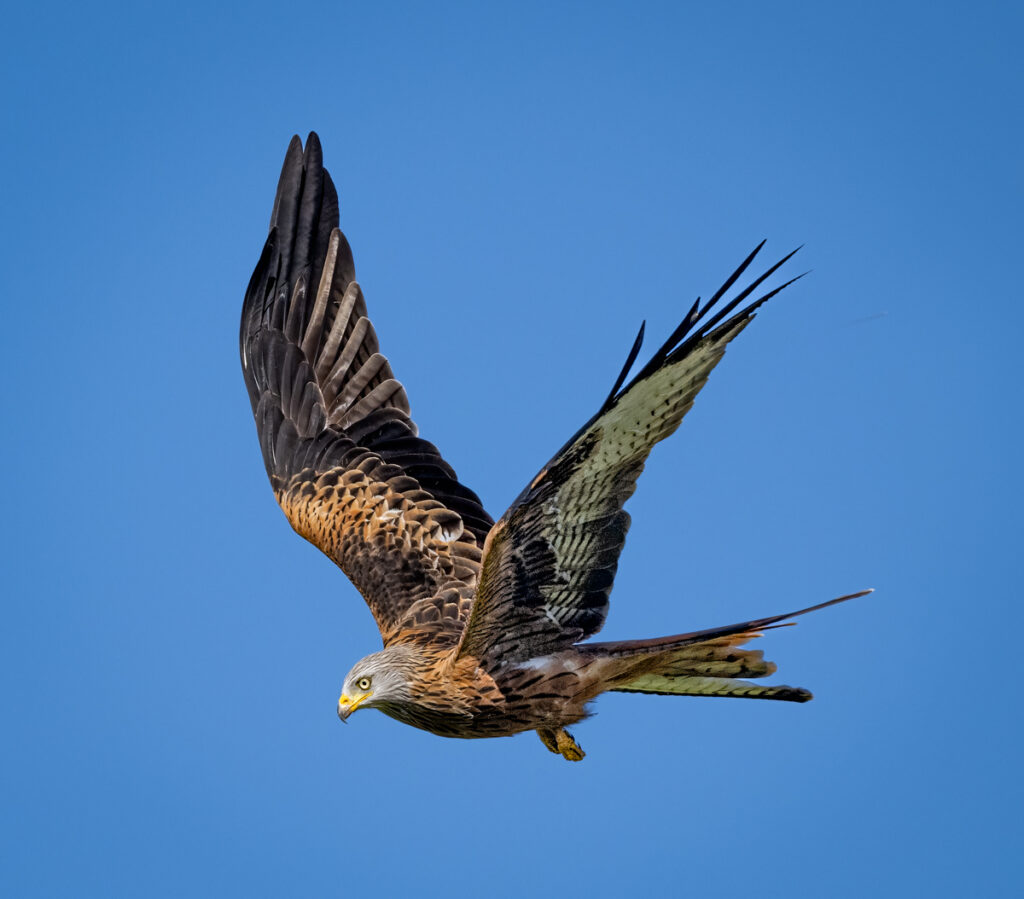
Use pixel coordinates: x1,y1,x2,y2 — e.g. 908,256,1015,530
240,133,868,760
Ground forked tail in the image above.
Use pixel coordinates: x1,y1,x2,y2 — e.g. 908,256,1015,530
584,590,872,703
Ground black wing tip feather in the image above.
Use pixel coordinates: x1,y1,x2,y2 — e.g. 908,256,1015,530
515,241,806,506
268,131,337,242
617,241,803,398
564,242,804,449
600,320,646,414
244,134,342,339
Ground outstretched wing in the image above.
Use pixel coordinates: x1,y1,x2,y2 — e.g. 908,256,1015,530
241,133,493,645
458,243,803,665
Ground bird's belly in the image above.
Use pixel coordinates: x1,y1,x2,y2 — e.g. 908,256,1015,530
375,702,526,738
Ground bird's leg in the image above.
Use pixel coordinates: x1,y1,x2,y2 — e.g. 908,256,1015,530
537,727,560,754
536,727,586,761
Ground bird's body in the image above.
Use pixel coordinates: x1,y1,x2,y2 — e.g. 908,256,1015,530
240,133,868,760
342,646,600,740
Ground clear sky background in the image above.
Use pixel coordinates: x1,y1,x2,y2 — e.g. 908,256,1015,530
3,2,1021,896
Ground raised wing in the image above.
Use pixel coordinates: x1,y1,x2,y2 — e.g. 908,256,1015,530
241,133,493,645
458,243,803,665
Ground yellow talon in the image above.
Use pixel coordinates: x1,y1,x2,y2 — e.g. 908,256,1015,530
537,727,586,761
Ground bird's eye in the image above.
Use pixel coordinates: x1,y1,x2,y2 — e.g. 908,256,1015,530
356,677,372,691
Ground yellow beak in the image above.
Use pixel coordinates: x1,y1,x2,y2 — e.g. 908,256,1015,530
337,692,372,721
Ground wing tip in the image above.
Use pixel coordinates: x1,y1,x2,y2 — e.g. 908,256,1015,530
601,241,806,408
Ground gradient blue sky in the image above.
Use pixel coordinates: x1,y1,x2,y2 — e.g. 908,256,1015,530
3,2,1021,896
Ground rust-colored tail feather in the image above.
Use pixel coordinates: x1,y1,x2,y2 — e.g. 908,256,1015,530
586,590,872,703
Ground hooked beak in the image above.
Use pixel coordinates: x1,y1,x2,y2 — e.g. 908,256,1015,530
337,692,372,722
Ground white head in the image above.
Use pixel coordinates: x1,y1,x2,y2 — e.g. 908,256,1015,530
337,646,418,721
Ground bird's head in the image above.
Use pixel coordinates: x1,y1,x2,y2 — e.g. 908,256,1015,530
337,646,417,721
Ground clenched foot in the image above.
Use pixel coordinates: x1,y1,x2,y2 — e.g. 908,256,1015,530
537,727,586,761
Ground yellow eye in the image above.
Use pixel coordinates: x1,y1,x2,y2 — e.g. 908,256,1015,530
356,677,372,692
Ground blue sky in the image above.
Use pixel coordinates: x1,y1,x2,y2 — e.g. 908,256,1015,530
3,1,1021,896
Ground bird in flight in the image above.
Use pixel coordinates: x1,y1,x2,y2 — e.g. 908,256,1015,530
240,133,869,761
